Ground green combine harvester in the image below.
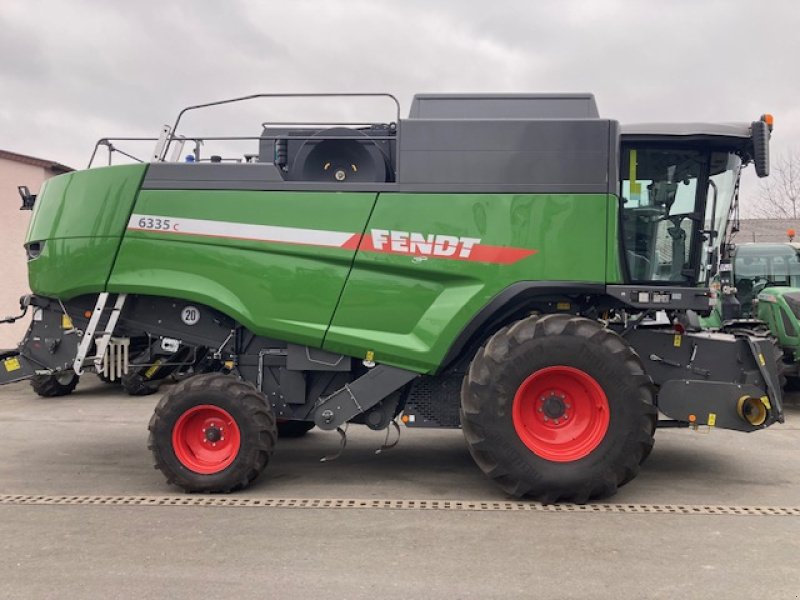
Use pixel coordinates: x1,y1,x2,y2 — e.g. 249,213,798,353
704,239,800,382
0,93,783,502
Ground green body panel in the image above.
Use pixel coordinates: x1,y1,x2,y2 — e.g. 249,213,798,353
28,238,125,298
324,193,613,372
109,190,378,347
26,165,617,372
757,287,800,362
25,165,147,298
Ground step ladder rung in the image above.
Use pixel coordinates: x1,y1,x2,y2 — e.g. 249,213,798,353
72,293,127,375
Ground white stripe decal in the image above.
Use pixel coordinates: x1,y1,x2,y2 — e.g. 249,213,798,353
127,214,358,248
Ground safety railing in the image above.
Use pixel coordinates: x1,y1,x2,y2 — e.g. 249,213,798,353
88,93,402,174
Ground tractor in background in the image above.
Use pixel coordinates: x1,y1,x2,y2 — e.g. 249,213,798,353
704,239,800,383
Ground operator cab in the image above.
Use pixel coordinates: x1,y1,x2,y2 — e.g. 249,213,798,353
619,116,772,289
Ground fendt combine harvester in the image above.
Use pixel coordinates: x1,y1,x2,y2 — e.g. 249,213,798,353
0,93,784,502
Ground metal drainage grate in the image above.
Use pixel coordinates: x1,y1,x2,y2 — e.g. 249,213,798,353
0,494,798,516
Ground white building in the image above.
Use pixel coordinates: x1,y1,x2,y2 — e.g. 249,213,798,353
0,150,72,348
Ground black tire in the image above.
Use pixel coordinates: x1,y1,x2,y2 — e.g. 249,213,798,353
121,372,159,396
30,372,80,397
148,373,277,493
277,420,315,438
96,371,121,385
460,314,657,503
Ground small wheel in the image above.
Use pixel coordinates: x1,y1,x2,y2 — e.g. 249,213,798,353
460,314,656,503
30,372,80,397
121,371,159,396
277,420,315,438
148,373,277,492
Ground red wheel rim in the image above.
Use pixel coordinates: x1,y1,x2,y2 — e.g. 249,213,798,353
512,366,610,462
172,405,241,474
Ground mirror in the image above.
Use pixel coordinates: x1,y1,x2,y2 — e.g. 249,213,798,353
17,185,36,210
751,119,770,178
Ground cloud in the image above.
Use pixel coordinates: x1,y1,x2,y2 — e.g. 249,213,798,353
1,0,798,212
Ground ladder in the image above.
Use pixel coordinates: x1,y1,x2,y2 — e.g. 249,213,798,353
73,293,127,375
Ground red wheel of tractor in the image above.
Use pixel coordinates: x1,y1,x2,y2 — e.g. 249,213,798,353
149,373,276,492
172,404,242,474
512,366,610,462
460,314,657,502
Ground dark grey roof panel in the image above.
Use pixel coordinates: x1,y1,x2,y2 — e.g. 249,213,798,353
408,93,599,119
398,119,613,191
143,118,619,194
144,162,285,188
622,122,752,139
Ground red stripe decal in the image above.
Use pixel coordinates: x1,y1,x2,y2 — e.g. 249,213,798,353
340,234,363,250
358,235,536,265
466,245,538,264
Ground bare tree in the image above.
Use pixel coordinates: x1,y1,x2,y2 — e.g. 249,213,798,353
753,150,800,218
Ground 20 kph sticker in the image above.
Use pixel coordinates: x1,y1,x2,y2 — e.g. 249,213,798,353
181,306,200,325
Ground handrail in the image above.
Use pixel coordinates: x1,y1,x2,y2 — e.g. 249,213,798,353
163,93,402,161
88,132,397,169
88,138,159,168
88,93,402,171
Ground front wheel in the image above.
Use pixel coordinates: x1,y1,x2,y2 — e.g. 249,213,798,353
148,373,277,492
460,314,656,503
31,372,80,397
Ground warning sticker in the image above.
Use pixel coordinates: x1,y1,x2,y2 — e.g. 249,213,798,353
3,357,21,372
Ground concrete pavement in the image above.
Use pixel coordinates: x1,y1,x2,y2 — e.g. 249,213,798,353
1,377,799,599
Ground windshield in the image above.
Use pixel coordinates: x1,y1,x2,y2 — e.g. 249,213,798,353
620,146,741,285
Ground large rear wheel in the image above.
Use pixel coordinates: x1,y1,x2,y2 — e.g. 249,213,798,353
460,314,656,503
148,373,277,492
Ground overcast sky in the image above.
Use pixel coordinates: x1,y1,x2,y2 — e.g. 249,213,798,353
2,0,798,214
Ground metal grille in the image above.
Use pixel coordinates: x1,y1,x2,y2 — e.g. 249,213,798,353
1,494,798,516
404,373,463,427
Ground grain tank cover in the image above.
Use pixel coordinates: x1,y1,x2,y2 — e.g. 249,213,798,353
407,93,599,119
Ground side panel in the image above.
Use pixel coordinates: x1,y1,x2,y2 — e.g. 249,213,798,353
325,193,613,372
26,164,147,298
606,196,623,283
108,190,377,347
